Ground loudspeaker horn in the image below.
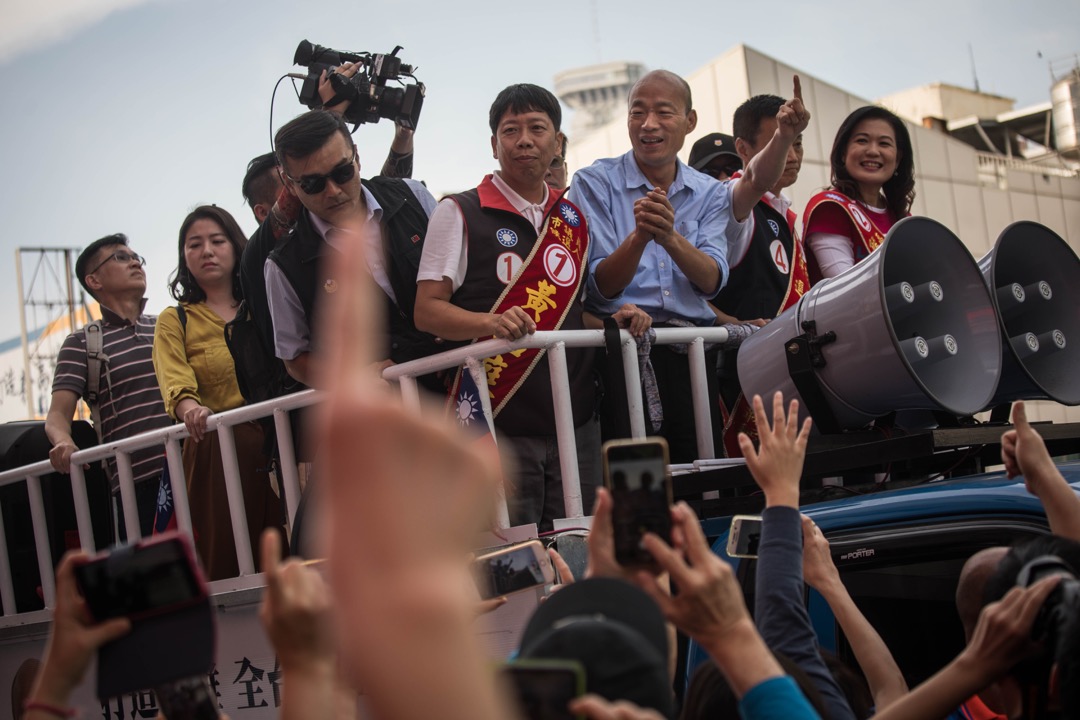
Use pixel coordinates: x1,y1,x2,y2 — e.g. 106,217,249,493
737,217,1003,430
979,221,1080,407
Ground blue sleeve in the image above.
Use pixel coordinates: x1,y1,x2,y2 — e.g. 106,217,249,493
754,506,856,720
739,676,821,720
568,168,624,313
693,181,731,296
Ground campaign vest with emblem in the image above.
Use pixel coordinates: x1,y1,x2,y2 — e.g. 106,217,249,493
267,177,439,363
450,187,594,436
714,201,798,322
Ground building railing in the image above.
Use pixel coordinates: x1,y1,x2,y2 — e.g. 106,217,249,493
975,151,1079,189
0,326,730,623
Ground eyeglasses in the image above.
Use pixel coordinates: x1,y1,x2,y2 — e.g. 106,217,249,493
549,155,566,170
284,158,356,195
89,250,146,275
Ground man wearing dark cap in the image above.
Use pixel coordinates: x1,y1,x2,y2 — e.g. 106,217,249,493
689,132,743,181
517,577,674,717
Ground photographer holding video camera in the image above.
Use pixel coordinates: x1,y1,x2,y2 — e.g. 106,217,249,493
240,42,440,393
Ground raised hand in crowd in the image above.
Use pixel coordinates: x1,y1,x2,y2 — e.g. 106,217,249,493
742,394,855,720
22,552,131,720
738,392,812,508
1002,400,1080,540
317,217,512,720
259,529,338,720
802,516,908,710
870,576,1059,719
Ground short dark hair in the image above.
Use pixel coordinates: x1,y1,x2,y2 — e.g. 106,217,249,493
830,105,916,220
169,205,248,304
76,234,129,299
733,94,786,146
984,535,1080,718
488,84,562,135
630,70,693,114
242,152,280,209
275,110,354,168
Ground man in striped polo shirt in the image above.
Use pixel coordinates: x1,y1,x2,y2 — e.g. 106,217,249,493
45,234,173,539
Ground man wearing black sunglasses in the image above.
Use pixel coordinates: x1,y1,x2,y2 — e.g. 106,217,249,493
258,110,438,389
45,234,173,538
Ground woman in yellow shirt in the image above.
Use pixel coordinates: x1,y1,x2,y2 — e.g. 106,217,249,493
153,205,285,580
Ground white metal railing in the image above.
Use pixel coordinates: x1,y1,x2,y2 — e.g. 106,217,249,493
975,152,1079,188
0,327,729,621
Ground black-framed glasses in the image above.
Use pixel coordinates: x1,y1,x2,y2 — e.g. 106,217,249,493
284,158,356,195
549,155,566,170
89,250,145,275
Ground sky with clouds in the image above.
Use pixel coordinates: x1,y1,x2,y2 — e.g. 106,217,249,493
0,0,1076,342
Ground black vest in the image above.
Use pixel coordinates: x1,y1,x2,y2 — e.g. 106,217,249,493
450,188,595,436
713,200,795,322
267,177,440,363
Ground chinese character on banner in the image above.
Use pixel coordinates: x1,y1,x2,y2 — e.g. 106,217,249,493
484,355,508,392
522,280,558,321
269,657,283,708
233,657,269,709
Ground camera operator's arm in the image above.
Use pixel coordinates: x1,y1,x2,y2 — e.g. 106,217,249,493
869,577,1058,719
380,123,415,179
1002,401,1080,541
23,552,131,719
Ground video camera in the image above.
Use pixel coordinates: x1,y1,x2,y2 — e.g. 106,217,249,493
293,40,425,130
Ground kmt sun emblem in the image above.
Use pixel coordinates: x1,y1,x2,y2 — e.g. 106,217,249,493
767,219,781,237
497,228,518,247
559,203,580,227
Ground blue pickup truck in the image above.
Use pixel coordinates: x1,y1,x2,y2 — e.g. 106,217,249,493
686,463,1080,690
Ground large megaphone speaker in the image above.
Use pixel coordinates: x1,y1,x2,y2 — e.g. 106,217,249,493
737,216,1003,431
979,221,1080,407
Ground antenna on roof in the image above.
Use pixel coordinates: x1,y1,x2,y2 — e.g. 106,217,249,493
968,43,980,93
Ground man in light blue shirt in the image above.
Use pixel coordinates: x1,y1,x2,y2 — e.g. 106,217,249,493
568,69,729,461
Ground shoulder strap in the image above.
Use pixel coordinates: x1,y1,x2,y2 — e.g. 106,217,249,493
84,320,110,445
176,304,187,333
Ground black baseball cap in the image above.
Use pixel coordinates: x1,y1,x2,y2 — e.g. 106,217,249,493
518,578,673,717
689,132,742,171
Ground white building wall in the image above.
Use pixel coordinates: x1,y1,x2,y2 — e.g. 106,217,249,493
564,44,1080,424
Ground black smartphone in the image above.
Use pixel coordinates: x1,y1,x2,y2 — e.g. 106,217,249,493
602,438,672,567
473,540,555,600
74,532,206,622
727,515,763,558
154,675,220,720
503,660,585,720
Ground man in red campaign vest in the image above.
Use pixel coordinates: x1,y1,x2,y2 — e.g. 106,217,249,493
415,84,597,531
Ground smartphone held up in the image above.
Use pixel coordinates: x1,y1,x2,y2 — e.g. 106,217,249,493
473,540,555,600
602,438,673,568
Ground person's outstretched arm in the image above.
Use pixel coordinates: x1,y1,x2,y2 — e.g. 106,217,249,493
803,516,908,709
1002,401,1080,541
635,502,821,719
740,392,855,720
317,211,516,720
870,577,1058,719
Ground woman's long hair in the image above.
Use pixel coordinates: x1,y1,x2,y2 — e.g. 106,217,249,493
829,105,915,220
169,205,247,304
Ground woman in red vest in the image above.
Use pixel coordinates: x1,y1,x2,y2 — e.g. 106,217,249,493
802,106,915,283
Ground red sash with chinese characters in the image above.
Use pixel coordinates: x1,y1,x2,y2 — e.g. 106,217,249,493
803,191,886,279
448,193,590,418
721,183,810,457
